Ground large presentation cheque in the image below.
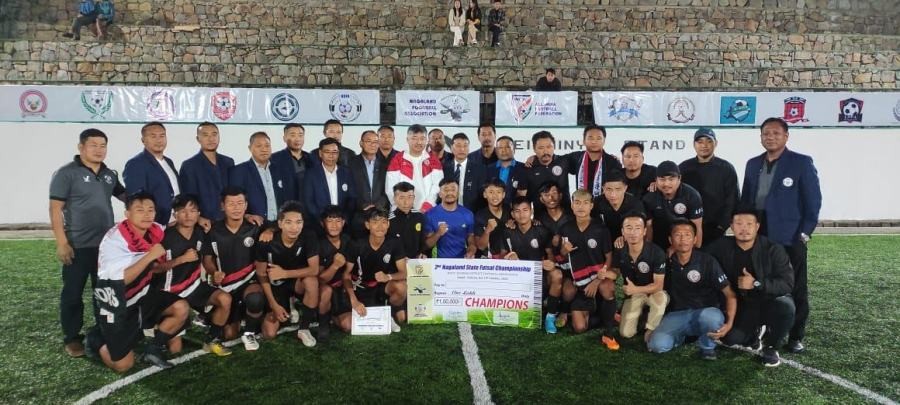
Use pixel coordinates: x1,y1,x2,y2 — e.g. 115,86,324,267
406,259,543,329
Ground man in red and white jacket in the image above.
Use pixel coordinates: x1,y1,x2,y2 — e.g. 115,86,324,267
385,124,444,213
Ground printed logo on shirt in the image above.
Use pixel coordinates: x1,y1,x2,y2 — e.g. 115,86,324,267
82,175,91,183
19,89,48,118
342,183,348,192
552,165,563,176
81,89,113,119
838,98,863,123
329,93,362,122
382,253,392,264
103,174,113,184
674,202,687,215
638,262,650,274
243,237,255,248
271,93,300,121
295,246,303,256
415,223,422,232
687,269,701,283
530,238,539,249
277,180,283,189
587,238,598,249
782,177,794,187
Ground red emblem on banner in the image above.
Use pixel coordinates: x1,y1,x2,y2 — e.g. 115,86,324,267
212,91,237,121
782,97,808,123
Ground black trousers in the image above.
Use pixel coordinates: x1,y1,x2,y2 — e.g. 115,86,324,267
489,26,502,46
722,294,795,348
785,242,809,342
71,15,96,39
60,247,100,344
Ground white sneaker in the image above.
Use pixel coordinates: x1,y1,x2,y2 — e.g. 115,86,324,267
390,318,402,333
296,329,317,347
241,332,259,351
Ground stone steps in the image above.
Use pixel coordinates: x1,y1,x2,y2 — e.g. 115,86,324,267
1,39,893,89
6,22,899,52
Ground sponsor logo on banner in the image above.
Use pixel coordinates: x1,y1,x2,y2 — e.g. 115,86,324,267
666,97,695,124
439,94,471,122
19,90,48,118
782,97,809,123
329,93,363,122
81,90,113,119
838,98,863,123
147,89,176,120
512,94,534,123
720,96,756,124
211,91,237,121
271,93,300,121
894,100,900,122
608,96,642,122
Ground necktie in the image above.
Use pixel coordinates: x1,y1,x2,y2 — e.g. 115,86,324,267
454,163,461,182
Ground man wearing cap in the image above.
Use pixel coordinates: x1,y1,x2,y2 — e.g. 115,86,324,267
679,128,740,246
740,117,821,354
642,161,704,250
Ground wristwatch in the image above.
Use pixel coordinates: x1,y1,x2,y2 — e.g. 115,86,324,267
800,233,811,244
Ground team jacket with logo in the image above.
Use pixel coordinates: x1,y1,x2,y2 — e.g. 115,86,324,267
385,151,444,212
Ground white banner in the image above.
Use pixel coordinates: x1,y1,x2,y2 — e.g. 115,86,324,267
395,90,480,127
1,85,381,124
407,258,542,328
593,91,900,127
495,91,578,126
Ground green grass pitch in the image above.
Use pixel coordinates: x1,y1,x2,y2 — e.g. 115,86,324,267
0,236,897,404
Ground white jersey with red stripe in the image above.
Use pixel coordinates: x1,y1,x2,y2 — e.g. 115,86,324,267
98,222,164,308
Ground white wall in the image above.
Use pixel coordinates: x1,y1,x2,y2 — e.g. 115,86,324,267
4,122,898,224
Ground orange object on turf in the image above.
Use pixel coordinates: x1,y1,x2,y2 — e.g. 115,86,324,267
601,335,620,351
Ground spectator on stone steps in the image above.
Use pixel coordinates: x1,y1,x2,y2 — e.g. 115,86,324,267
465,0,482,46
62,0,98,41
94,0,115,40
536,68,562,91
449,0,466,47
487,0,505,47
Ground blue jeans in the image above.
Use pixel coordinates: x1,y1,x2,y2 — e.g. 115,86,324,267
648,307,724,353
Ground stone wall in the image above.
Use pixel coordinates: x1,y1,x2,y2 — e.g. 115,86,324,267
0,0,896,90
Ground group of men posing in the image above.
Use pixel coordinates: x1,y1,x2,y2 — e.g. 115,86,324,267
50,116,820,373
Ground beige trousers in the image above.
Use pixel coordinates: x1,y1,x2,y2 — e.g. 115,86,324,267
620,290,669,338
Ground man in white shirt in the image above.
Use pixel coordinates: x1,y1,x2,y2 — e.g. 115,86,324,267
123,122,180,225
443,132,486,212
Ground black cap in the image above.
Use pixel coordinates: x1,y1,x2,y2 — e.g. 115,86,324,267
657,160,680,177
694,127,716,141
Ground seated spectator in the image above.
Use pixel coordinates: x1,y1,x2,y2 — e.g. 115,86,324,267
487,0,505,47
536,68,562,91
465,0,482,46
62,0,97,41
94,0,115,40
449,0,466,47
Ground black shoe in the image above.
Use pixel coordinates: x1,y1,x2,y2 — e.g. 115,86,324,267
142,345,173,369
62,33,74,38
746,339,762,352
785,340,805,354
700,348,717,360
761,347,781,367
317,324,330,343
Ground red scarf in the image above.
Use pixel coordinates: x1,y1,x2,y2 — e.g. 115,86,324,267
116,220,164,253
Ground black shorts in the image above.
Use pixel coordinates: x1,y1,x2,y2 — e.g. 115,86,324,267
569,288,596,312
332,284,386,315
183,283,216,313
268,281,298,313
99,290,182,362
226,281,259,324
139,290,184,329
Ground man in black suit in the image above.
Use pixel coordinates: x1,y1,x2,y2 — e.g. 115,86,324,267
309,119,354,167
443,133,486,213
348,130,389,237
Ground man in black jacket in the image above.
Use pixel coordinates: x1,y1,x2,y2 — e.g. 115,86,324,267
707,208,795,367
679,128,739,246
348,130,389,238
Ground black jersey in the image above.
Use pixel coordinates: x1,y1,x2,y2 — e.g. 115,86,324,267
535,208,574,236
624,164,656,200
202,219,259,292
475,207,510,257
520,158,571,206
666,250,729,311
256,231,319,273
558,219,612,287
156,225,205,297
503,225,552,261
320,234,352,287
612,242,666,289
642,184,704,249
591,193,645,241
389,209,428,258
347,237,407,289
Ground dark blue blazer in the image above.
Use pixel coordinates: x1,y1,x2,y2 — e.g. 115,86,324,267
304,163,357,224
123,149,178,224
741,148,822,247
179,151,234,221
228,159,296,219
485,161,527,206
443,158,487,212
270,147,311,202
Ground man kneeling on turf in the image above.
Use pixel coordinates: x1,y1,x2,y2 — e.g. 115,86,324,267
338,208,408,333
89,192,189,372
648,219,736,360
612,212,668,343
316,205,350,342
256,201,320,346
154,194,232,357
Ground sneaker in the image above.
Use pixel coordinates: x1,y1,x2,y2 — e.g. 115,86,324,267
544,313,558,334
785,340,805,354
296,329,317,347
62,33,74,38
761,347,781,367
203,340,232,357
746,339,763,352
142,345,173,369
390,317,402,333
601,335,620,351
555,313,568,328
192,312,210,329
64,341,85,358
241,332,260,351
700,348,717,360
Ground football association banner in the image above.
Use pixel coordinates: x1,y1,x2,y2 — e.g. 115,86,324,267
0,85,380,124
495,91,578,127
592,91,900,127
395,90,481,126
406,258,542,329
